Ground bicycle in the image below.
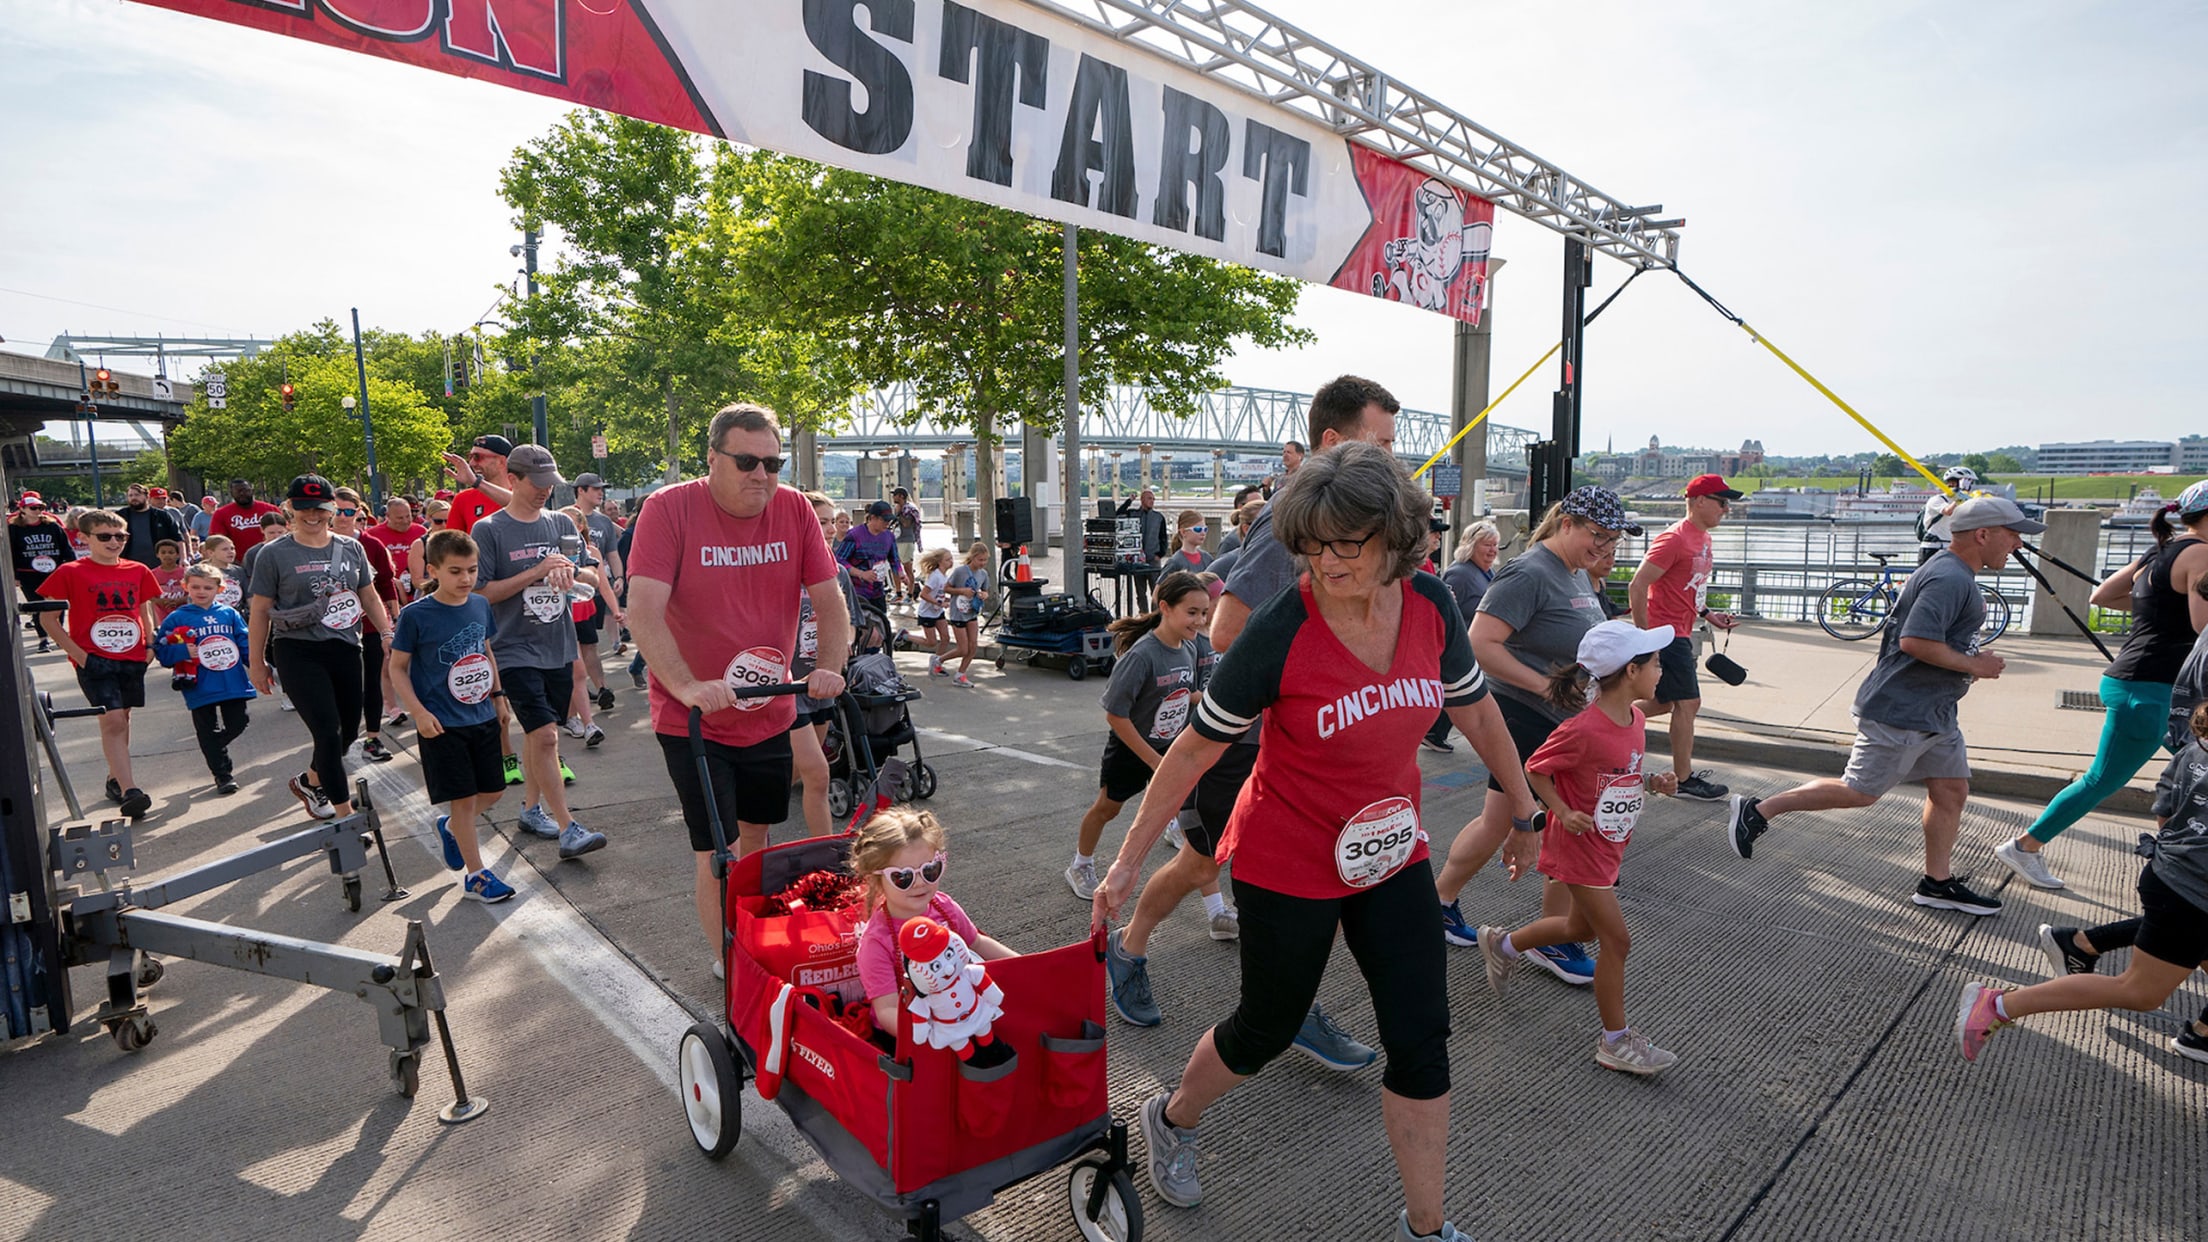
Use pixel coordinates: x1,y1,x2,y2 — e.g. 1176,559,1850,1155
1813,552,2011,645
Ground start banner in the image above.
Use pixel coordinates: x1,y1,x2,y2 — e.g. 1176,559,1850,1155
135,0,1494,323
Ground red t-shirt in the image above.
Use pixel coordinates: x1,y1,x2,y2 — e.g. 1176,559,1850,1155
1193,574,1486,899
448,488,499,534
362,521,425,555
210,500,283,553
37,557,161,665
1641,520,1712,634
1527,704,1647,888
628,481,838,747
151,566,188,619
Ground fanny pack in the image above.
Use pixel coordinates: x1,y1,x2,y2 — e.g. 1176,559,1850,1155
268,600,327,634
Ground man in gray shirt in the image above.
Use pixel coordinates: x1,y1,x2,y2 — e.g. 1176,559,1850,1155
571,471,626,709
1728,496,2044,918
473,444,605,860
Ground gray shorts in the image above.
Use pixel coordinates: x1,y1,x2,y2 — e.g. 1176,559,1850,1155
1842,718,1970,798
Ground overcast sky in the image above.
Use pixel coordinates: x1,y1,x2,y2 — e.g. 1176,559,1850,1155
3,0,2202,456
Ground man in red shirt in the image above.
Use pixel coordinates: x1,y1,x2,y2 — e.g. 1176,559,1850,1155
1627,473,1741,802
628,403,849,966
444,435,513,534
37,508,161,819
362,495,425,558
209,478,283,556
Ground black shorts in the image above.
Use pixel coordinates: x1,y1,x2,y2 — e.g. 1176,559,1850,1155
1487,693,1562,793
1653,635,1700,705
1189,740,1259,858
659,730,794,851
797,706,836,728
1099,736,1157,804
76,654,148,711
2136,861,2208,968
503,664,575,734
419,718,508,804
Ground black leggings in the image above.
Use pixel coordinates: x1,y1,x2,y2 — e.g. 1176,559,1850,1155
190,698,250,781
272,638,362,802
1213,859,1451,1100
360,629,385,732
2076,915,2208,1026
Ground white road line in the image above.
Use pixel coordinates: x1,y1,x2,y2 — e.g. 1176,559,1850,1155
915,727,1087,769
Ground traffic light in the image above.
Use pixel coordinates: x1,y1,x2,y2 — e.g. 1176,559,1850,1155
451,360,467,396
93,367,118,393
280,382,296,412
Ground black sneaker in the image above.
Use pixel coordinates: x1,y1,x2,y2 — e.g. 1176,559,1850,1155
2037,924,2099,977
1726,795,1768,859
595,685,615,712
2175,1023,2208,1064
1913,875,2002,916
215,776,240,796
118,787,152,820
1676,773,1729,802
1419,736,1455,754
361,737,393,763
105,777,124,804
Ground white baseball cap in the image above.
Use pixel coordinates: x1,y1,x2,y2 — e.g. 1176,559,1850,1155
1578,620,1675,677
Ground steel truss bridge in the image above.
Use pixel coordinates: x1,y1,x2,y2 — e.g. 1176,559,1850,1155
821,382,1535,474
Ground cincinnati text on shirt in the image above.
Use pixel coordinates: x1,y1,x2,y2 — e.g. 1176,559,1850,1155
1316,676,1447,740
700,542,791,567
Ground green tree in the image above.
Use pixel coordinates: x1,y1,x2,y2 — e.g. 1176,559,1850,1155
1962,453,1993,475
1987,453,2023,474
726,151,1309,544
112,449,171,491
1870,453,1907,477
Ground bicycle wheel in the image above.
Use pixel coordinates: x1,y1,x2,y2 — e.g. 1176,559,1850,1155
1815,579,1895,641
1977,585,2012,645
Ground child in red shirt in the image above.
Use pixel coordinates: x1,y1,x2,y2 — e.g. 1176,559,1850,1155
37,508,161,819
151,539,188,620
1478,620,1681,1075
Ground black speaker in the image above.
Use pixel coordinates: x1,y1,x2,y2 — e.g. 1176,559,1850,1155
995,496,1034,545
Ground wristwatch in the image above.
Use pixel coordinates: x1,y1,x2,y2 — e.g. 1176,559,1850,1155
1511,812,1545,834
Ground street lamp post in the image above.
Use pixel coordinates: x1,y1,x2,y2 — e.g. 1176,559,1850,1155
522,229,547,447
349,308,380,509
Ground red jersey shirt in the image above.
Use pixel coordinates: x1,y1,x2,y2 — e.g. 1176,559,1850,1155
209,500,283,554
1527,704,1647,888
1641,520,1712,634
447,488,500,534
38,557,161,665
362,521,425,555
1193,574,1486,899
628,481,838,748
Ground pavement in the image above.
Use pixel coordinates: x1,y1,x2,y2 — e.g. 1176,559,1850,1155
4,590,2203,1242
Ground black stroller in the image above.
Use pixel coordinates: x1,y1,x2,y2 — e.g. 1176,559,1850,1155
823,647,936,818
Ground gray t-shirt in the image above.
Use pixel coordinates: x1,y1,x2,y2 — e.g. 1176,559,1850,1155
1100,632,1200,748
1161,549,1214,577
248,533,375,646
471,509,582,671
2148,740,2208,913
582,511,622,568
1852,551,1983,734
1475,543,1603,722
1220,509,1298,746
2167,623,2208,750
948,563,989,623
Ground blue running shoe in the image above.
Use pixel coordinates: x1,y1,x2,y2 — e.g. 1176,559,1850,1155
1439,899,1477,948
1107,930,1163,1027
1292,1003,1377,1072
517,803,560,839
435,814,464,871
1531,943,1596,986
465,869,516,904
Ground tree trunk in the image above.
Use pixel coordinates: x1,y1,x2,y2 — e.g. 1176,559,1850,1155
663,375,682,484
975,404,999,550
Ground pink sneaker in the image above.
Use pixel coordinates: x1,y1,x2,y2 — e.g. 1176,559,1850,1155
1955,982,2012,1063
953,673,975,688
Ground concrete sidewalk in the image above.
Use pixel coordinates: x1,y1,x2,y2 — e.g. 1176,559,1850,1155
5,623,2202,1242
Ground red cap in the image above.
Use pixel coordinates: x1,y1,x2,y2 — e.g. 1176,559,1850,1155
1685,474,1743,500
434,489,454,501
200,495,216,506
897,916,949,963
19,490,44,507
149,486,168,499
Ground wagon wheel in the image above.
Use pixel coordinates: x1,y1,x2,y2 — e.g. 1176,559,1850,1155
678,1022,743,1159
1068,1155,1142,1242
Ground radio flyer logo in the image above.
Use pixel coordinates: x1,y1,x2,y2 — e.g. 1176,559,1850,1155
1332,147,1495,325
724,645,787,709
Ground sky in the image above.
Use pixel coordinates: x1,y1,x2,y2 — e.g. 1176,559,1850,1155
3,0,2203,457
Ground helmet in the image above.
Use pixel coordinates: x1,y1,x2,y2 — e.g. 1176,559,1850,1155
1943,466,1978,488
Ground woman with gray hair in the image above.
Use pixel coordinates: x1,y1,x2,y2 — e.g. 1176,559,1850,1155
1092,441,1535,1242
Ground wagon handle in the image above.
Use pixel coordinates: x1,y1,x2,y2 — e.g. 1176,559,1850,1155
689,689,808,878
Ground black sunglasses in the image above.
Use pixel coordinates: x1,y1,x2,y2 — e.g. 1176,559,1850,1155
90,531,128,542
713,447,786,475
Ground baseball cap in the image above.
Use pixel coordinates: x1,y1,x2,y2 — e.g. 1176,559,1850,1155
149,486,168,500
1578,620,1674,678
1685,474,1743,501
1558,485,1641,536
2175,480,2208,519
434,489,454,501
286,474,338,511
505,443,565,487
471,434,515,458
19,490,44,508
1947,496,2046,535
891,486,910,497
200,495,216,506
573,472,605,490
866,500,894,519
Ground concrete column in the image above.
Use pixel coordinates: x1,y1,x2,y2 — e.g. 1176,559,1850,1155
1087,451,1100,508
793,426,820,490
1110,452,1124,506
1212,449,1224,499
1451,257,1503,554
1138,443,1154,492
2030,507,2100,638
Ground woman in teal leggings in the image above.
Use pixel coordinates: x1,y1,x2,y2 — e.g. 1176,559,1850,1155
1996,486,2208,890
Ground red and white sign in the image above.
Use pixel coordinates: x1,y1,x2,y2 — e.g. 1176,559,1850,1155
591,434,609,460
133,0,1494,325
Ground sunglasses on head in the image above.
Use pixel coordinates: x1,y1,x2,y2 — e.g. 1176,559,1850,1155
873,852,946,890
713,447,786,475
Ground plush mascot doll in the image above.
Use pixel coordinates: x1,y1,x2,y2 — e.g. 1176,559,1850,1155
899,917,1004,1059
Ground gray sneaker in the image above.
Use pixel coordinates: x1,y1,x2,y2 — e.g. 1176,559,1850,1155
1595,1028,1679,1076
1675,772,1729,802
1207,908,1240,941
1994,838,2065,889
1139,1091,1203,1208
1476,925,1516,997
1396,1209,1476,1241
517,803,560,838
1292,1002,1377,1071
559,821,608,859
1065,857,1100,900
1107,930,1163,1026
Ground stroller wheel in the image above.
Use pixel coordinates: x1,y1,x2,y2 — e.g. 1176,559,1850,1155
828,778,853,821
678,1022,743,1159
1068,1155,1143,1242
913,762,938,800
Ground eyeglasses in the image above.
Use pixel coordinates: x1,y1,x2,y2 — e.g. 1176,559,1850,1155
1290,531,1380,560
713,448,786,475
872,852,946,890
90,531,127,543
1587,529,1624,550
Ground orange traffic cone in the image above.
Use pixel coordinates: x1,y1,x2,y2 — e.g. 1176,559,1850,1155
1015,545,1033,582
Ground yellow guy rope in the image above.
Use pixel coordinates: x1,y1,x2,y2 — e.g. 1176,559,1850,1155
1730,322,1954,497
1411,341,1564,481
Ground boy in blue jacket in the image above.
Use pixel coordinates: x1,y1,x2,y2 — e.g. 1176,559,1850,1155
154,564,256,795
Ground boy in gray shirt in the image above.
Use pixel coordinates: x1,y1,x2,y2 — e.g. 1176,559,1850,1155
1728,498,2044,919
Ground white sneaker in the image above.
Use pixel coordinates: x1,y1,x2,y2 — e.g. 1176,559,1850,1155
563,715,590,740
1208,908,1240,941
1164,818,1186,851
1596,1028,1679,1076
1994,838,2065,889
1064,858,1099,900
